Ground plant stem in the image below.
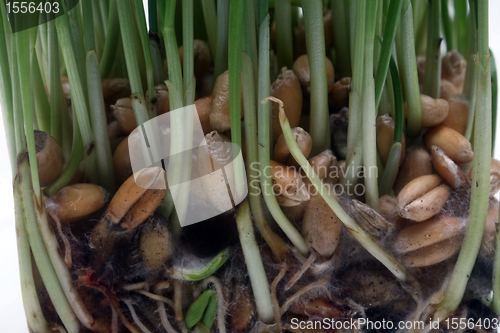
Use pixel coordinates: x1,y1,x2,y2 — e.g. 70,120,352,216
182,0,194,99
441,0,454,51
48,20,62,145
464,0,477,141
375,0,403,110
379,56,404,195
258,10,309,256
228,0,245,197
99,0,119,78
453,0,467,56
396,0,422,137
301,0,330,155
236,200,274,323
213,0,229,80
346,0,365,162
275,0,294,70
201,0,217,58
242,53,289,261
56,10,98,183
32,52,51,133
331,0,351,78
362,0,379,211
422,0,442,98
491,49,497,156
436,0,491,320
274,97,407,281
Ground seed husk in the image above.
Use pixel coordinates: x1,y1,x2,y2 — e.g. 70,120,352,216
431,145,468,189
376,114,406,166
394,145,433,194
419,95,449,127
194,95,213,134
35,130,64,187
111,98,136,135
270,160,310,206
302,192,341,258
271,68,303,140
395,215,465,253
468,158,500,197
139,217,173,271
441,50,466,92
292,54,335,94
113,136,133,185
274,127,312,166
397,174,451,222
424,125,474,163
329,77,351,110
440,94,469,136
350,200,394,239
50,183,107,223
209,71,244,132
440,79,459,100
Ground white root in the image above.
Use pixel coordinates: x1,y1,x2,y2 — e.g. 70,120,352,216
47,209,72,268
123,281,150,291
123,299,153,333
136,290,175,308
201,276,227,333
157,301,180,333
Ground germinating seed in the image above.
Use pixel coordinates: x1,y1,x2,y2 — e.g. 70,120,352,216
111,97,136,134
329,77,351,110
376,114,406,166
194,95,213,134
209,71,244,132
274,127,312,166
270,160,310,206
440,79,459,100
50,183,107,223
394,145,433,194
419,95,449,127
440,94,469,135
34,130,64,187
431,145,468,190
292,54,335,94
271,68,303,140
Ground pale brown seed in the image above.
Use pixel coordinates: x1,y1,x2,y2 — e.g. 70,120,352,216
302,192,341,258
481,198,499,256
394,145,433,194
139,218,173,271
431,145,468,189
440,79,459,100
194,95,213,134
112,98,136,134
440,94,469,135
420,95,449,127
51,184,107,223
376,114,406,166
105,167,166,227
35,130,64,187
329,77,351,109
209,71,244,132
270,160,310,206
113,137,133,185
292,54,335,95
271,68,303,140
281,201,308,223
395,215,465,253
274,127,312,166
468,158,500,197
397,174,450,222
101,78,131,107
402,235,463,267
441,50,466,92
424,126,473,163
308,149,338,185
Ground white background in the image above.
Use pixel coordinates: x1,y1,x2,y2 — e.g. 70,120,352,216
2,2,500,332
